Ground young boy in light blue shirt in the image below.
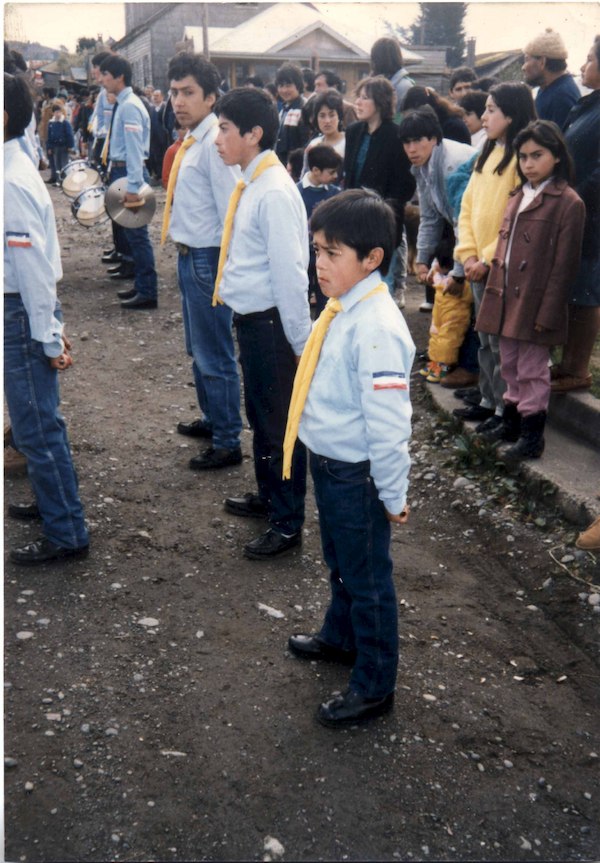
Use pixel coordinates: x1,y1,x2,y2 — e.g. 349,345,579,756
287,189,415,727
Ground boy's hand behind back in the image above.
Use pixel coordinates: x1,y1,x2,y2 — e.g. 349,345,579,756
385,506,409,525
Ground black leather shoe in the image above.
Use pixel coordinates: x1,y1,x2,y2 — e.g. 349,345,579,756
109,264,136,280
120,293,157,310
453,386,481,403
102,250,122,264
117,287,137,300
10,537,89,566
475,414,503,435
8,502,41,520
177,418,212,438
452,404,494,422
189,446,242,470
288,634,356,665
224,493,269,519
243,528,301,560
317,688,394,728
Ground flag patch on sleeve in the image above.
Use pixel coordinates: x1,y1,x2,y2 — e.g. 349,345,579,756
124,122,142,133
373,371,408,390
6,231,32,248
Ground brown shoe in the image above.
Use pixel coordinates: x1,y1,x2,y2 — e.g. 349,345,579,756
440,367,479,389
550,374,592,393
576,516,600,551
4,445,28,477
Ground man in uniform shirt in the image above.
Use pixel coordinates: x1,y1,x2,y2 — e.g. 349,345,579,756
100,54,158,309
163,52,243,470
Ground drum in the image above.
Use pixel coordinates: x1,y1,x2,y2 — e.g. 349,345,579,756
71,185,109,228
61,159,102,199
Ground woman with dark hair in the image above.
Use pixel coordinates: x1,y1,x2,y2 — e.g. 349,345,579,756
403,85,471,144
370,36,414,117
344,76,415,267
551,35,600,392
304,88,346,164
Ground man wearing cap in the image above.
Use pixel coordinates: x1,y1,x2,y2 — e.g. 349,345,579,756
522,28,581,127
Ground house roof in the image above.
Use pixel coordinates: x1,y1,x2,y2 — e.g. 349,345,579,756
186,3,423,63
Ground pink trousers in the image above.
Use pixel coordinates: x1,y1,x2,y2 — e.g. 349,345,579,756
499,336,551,416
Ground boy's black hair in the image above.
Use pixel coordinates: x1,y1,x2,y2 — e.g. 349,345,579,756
52,104,64,113
92,50,111,68
398,105,443,143
301,67,315,92
472,75,500,91
215,87,279,151
286,147,304,182
310,189,396,277
4,72,33,139
307,143,343,172
449,66,477,89
513,119,574,185
475,82,536,176
313,88,344,127
458,90,488,118
243,75,264,88
99,54,133,87
315,68,342,91
275,63,303,93
167,52,221,98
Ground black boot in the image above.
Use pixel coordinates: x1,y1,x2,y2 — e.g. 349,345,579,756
480,402,521,443
504,411,546,461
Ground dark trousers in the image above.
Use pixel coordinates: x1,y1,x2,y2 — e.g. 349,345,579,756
235,308,306,535
311,452,398,699
108,164,157,300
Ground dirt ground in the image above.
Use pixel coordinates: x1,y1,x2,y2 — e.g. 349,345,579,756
4,183,600,863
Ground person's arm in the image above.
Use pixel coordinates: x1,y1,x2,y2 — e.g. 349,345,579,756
65,120,75,150
121,101,146,195
414,176,445,277
4,181,64,358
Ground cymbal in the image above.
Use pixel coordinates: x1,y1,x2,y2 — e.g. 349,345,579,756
105,178,156,228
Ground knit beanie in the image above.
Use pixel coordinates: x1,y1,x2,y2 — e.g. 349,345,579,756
524,28,568,59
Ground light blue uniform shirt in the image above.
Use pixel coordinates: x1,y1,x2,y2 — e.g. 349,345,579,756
299,271,415,514
109,86,150,193
90,87,113,139
218,149,311,356
169,113,241,248
4,138,64,357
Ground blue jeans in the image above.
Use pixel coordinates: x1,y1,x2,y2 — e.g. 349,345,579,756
4,296,88,549
311,453,398,699
235,309,306,535
108,164,157,300
177,248,242,450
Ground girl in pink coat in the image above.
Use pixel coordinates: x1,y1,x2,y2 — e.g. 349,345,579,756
476,120,585,459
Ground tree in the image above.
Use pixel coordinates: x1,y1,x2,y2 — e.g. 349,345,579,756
410,3,467,68
76,36,97,54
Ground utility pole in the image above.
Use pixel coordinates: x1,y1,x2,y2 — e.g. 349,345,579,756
202,3,209,60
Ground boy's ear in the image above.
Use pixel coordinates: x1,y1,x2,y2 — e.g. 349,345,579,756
364,247,384,272
246,125,264,146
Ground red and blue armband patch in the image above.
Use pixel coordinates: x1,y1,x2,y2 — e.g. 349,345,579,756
372,371,408,390
6,231,32,248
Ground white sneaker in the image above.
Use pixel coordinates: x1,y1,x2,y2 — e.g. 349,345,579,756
419,301,434,313
396,289,406,309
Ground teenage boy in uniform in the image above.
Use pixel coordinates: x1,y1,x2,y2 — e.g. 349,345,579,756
162,52,243,471
284,190,415,727
99,54,158,309
214,87,311,560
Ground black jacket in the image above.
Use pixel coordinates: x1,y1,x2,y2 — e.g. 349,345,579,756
275,96,310,164
344,119,416,241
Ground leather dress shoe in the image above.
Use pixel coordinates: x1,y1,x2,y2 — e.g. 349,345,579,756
224,493,268,519
101,250,122,264
177,418,212,438
109,264,136,280
452,404,494,422
117,287,137,300
243,527,301,560
8,502,41,520
10,537,89,566
475,414,503,435
189,446,242,470
288,634,356,665
317,688,394,728
453,386,481,404
440,367,479,389
120,293,157,310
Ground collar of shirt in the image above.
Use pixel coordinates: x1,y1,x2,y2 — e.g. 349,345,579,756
116,86,133,106
301,172,329,190
242,149,277,182
187,112,218,145
522,177,553,202
338,270,383,313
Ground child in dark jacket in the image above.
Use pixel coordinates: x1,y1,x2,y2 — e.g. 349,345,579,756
475,120,585,459
46,105,75,184
297,144,342,315
275,63,310,165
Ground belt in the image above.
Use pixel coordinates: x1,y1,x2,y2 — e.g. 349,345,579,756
111,160,126,167
175,243,189,255
233,307,277,322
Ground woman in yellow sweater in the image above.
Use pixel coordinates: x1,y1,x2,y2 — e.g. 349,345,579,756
453,83,536,435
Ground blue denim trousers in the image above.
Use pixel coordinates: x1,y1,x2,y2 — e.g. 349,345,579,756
108,164,157,300
4,296,88,549
177,248,242,450
235,309,306,534
310,452,398,699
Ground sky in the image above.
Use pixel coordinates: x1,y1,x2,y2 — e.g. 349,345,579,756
5,0,600,72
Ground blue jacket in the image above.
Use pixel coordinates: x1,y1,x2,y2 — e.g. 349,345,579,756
563,89,600,262
46,117,74,150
